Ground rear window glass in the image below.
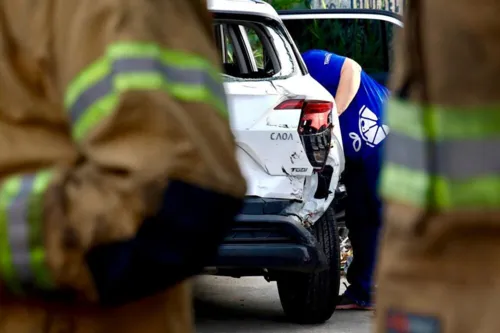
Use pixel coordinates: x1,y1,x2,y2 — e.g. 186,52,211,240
214,19,302,81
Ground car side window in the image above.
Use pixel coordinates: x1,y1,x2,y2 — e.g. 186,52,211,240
225,32,236,64
213,18,300,81
233,23,281,78
244,26,265,70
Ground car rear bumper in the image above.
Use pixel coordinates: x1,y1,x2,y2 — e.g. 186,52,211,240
216,243,324,273
212,198,328,273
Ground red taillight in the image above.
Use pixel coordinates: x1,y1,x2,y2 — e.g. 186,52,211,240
299,101,333,170
303,101,333,113
301,101,333,133
274,99,333,132
275,99,334,171
274,99,305,110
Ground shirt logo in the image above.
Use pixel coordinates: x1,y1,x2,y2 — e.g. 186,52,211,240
324,53,332,65
349,105,390,152
358,105,390,147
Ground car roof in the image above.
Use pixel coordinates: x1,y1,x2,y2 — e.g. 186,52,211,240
207,0,280,20
278,9,403,27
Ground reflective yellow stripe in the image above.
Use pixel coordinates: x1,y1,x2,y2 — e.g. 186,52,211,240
0,171,54,293
65,41,228,141
381,163,500,209
387,99,500,140
0,177,21,293
381,99,500,209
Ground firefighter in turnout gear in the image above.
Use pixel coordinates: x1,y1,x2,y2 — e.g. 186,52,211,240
375,0,500,332
0,0,245,332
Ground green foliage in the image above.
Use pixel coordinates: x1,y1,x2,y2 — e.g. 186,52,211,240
264,0,311,10
245,28,265,68
225,34,235,63
224,27,265,69
285,19,386,74
264,0,387,73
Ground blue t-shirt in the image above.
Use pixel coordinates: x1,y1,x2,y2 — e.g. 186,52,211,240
302,50,390,161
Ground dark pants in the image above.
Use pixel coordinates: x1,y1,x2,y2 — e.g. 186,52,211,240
343,146,383,304
87,180,242,305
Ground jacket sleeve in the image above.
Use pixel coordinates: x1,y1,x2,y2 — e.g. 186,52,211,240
42,0,246,299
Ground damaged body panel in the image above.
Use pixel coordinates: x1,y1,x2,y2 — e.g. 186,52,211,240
283,134,344,225
228,73,344,224
209,0,345,300
208,1,399,324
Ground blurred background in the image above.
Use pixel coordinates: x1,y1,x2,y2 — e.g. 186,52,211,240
264,0,404,13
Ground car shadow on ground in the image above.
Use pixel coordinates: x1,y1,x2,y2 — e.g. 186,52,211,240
194,294,286,321
193,276,321,332
193,276,372,333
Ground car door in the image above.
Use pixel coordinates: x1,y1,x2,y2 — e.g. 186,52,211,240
278,9,403,87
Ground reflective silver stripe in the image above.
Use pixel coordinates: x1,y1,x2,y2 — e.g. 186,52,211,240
113,58,225,97
69,77,112,124
7,175,35,284
69,57,226,126
385,132,500,179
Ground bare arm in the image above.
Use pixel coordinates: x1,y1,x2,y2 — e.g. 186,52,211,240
335,58,362,115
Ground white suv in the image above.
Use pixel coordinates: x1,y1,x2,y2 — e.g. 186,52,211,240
207,0,345,324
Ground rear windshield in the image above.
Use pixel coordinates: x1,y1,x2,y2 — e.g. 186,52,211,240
213,17,303,81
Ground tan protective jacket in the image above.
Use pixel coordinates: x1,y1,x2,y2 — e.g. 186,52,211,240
375,0,500,332
0,0,245,331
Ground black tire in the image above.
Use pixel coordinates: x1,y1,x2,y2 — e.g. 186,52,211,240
277,208,341,324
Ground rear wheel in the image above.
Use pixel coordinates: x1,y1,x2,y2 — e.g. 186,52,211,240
277,208,341,324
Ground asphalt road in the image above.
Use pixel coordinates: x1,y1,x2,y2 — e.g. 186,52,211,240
194,276,372,333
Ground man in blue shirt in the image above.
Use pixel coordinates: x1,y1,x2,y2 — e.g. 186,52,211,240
302,49,390,310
